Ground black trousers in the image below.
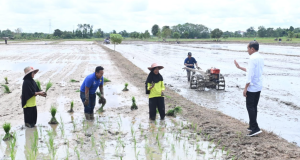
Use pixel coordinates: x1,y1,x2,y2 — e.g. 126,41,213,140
149,97,165,120
246,91,261,131
23,106,37,126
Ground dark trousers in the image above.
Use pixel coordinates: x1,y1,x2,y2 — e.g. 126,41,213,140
246,91,261,131
187,70,195,81
80,92,96,114
149,97,165,120
23,106,37,126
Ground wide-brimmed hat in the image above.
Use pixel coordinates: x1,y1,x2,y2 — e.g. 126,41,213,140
24,66,39,78
148,63,164,71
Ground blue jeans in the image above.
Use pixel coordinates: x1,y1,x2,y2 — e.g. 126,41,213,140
80,92,96,114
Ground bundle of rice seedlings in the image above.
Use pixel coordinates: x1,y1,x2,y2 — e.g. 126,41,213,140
96,92,106,112
104,78,111,82
4,77,9,84
45,81,53,93
122,83,129,91
48,106,59,124
68,101,74,113
35,80,42,91
2,122,13,141
70,79,79,83
166,106,182,117
131,96,138,110
1,85,11,93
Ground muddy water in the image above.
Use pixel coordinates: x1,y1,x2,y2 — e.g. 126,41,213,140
106,43,300,146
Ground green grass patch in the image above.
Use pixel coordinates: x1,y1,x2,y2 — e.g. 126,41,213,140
1,85,11,93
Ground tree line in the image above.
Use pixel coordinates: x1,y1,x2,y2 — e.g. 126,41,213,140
1,23,300,40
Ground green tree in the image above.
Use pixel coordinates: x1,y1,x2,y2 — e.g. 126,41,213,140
171,23,210,38
94,28,103,38
139,33,144,40
156,29,161,40
210,28,223,41
112,30,117,34
144,30,150,39
151,24,159,36
257,26,267,37
53,29,63,37
162,26,171,39
173,32,181,41
288,31,294,41
246,27,256,37
289,26,294,31
183,31,189,38
110,34,123,50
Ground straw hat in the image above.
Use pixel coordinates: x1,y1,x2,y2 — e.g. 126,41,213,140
148,63,164,71
24,66,39,78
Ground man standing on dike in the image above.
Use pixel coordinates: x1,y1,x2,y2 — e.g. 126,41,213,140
234,41,264,137
80,66,105,120
184,52,200,82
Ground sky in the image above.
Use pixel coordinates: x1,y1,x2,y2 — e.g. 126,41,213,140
0,0,300,34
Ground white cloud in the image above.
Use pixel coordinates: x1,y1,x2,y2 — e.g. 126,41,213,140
0,0,299,33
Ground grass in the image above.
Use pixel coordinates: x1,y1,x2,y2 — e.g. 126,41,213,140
35,80,42,91
166,106,183,116
4,77,8,84
70,79,79,82
104,77,111,82
76,89,80,92
1,84,11,93
45,81,53,93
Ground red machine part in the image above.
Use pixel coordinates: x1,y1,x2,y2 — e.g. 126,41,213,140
210,68,220,74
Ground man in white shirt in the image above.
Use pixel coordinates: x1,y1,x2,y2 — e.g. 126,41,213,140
234,41,264,137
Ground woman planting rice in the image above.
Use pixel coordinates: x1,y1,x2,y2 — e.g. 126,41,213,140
21,66,47,128
146,63,165,120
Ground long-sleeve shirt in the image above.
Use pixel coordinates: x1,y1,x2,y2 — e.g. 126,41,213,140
246,52,264,92
147,81,165,98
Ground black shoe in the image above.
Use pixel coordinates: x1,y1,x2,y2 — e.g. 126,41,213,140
247,129,262,137
247,127,252,132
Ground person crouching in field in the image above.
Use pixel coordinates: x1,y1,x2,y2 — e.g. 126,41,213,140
234,41,264,137
80,66,105,120
146,63,165,120
21,66,47,128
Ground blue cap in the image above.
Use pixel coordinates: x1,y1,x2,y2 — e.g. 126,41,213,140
188,52,192,56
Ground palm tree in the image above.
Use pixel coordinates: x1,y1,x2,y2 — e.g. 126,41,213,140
77,24,83,38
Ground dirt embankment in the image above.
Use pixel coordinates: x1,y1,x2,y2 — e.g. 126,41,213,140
98,42,300,160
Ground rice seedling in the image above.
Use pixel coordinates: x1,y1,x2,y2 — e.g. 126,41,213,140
76,89,80,92
232,155,236,160
45,81,53,93
171,144,175,152
91,134,95,148
222,146,225,153
166,106,182,117
4,77,9,84
46,129,56,160
2,122,13,141
122,83,129,91
1,84,11,93
95,148,100,159
32,130,39,156
131,96,138,110
65,140,70,160
80,137,84,148
35,80,42,91
70,79,79,82
48,105,59,124
226,149,231,156
165,95,171,99
68,101,74,113
9,132,17,160
104,77,111,82
72,120,77,132
100,138,106,151
131,125,135,137
75,146,81,160
59,116,65,137
96,92,106,112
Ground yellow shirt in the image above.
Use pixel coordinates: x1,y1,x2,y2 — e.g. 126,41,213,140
23,96,36,108
147,81,165,98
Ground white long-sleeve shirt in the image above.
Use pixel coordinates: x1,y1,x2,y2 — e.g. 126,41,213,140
246,52,264,92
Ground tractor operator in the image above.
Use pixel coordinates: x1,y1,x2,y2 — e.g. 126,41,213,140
184,52,200,82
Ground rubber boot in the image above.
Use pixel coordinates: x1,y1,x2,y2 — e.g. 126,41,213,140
85,113,90,120
90,113,94,120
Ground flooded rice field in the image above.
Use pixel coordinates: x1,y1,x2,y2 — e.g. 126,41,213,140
0,41,230,159
106,43,300,146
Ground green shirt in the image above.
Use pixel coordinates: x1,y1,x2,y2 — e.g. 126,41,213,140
23,96,36,108
147,81,165,98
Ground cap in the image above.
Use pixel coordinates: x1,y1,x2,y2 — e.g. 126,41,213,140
188,52,192,56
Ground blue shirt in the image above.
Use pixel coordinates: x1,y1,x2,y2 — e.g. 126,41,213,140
80,73,104,94
184,57,197,68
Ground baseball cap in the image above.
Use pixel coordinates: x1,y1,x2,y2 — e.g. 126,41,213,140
188,52,192,56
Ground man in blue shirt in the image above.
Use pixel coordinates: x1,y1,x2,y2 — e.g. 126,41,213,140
80,66,105,120
184,52,200,82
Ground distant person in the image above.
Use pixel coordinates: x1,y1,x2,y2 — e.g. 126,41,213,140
21,66,47,128
146,63,165,120
234,41,264,137
80,66,105,120
184,52,200,82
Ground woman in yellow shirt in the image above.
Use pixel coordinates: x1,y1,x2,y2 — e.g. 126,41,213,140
146,63,165,120
21,67,46,128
